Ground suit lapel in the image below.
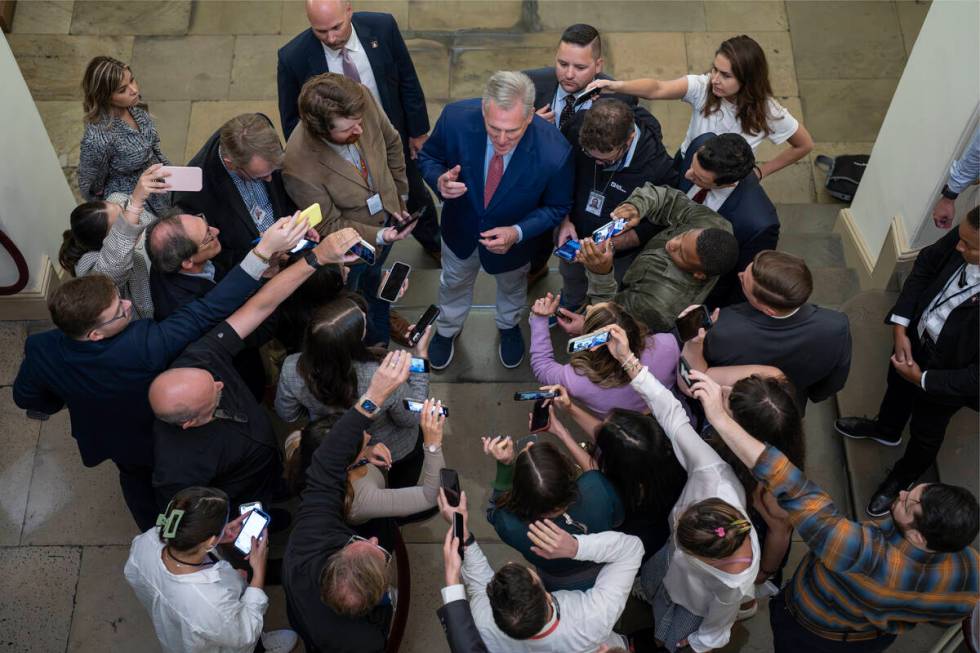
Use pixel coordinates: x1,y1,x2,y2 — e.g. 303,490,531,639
352,17,389,107
305,29,328,77
486,128,535,213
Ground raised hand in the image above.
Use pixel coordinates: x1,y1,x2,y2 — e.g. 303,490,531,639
531,292,561,318
481,435,515,465
438,164,468,199
256,213,307,259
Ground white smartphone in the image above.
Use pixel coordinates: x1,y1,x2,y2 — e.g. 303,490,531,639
233,509,270,556
157,166,202,192
348,239,376,265
566,329,611,353
238,501,263,516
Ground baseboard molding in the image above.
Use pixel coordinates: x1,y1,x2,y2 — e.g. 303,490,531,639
835,209,916,291
0,256,61,320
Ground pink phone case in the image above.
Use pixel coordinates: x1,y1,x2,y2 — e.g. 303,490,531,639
158,166,202,192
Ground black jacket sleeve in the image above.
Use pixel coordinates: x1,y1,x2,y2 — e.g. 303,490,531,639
889,229,961,322
437,600,489,653
277,51,302,139
807,314,853,403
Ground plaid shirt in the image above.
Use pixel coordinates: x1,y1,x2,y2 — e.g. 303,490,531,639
753,445,978,635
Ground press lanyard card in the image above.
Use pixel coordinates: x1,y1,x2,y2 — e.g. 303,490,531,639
251,206,267,224
586,191,605,216
366,193,383,215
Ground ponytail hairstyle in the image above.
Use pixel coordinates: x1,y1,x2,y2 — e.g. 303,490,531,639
702,35,774,137
59,201,113,275
676,497,752,559
156,486,229,553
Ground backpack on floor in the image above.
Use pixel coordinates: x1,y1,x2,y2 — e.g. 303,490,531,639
814,154,870,202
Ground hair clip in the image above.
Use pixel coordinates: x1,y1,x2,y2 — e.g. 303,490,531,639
156,509,185,539
730,518,752,534
714,527,726,537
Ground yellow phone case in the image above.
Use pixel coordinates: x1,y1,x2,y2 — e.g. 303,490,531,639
299,203,322,229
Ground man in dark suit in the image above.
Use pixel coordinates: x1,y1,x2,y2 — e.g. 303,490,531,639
174,113,296,276
418,71,573,370
277,0,440,260
438,520,489,653
678,132,780,307
836,208,979,517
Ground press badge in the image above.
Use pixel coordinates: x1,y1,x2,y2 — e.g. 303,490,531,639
366,193,383,215
251,206,267,224
586,191,605,216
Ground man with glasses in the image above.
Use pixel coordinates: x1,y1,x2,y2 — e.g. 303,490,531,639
12,219,331,530
175,113,297,274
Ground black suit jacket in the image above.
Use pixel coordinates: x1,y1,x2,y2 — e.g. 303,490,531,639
173,119,295,275
150,268,215,322
679,132,780,307
524,67,638,119
437,600,489,653
277,13,428,141
887,228,979,407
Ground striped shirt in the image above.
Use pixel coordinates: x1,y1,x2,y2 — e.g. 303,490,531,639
217,145,276,233
753,445,978,635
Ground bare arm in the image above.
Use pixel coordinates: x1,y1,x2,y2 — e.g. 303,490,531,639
546,407,597,472
758,124,814,179
587,76,689,101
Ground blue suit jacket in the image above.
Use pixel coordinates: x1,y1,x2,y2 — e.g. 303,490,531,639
276,12,428,141
679,132,780,305
418,99,573,274
13,267,260,468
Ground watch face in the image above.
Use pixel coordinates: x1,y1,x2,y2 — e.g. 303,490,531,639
360,399,378,413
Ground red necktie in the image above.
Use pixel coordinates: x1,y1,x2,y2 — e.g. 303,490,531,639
691,187,709,204
484,154,503,208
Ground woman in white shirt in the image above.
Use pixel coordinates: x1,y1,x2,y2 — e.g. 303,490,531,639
589,34,813,180
123,486,296,653
605,325,759,653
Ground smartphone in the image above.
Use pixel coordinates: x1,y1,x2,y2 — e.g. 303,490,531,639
348,239,376,265
410,357,430,373
440,468,461,507
404,399,448,417
573,87,602,108
675,305,713,342
592,218,627,244
157,166,202,192
377,261,411,303
513,390,558,401
453,512,465,559
289,238,317,254
233,508,271,556
553,239,581,262
566,329,611,354
394,207,425,233
678,356,694,388
529,399,551,433
297,203,322,229
238,501,263,516
407,304,440,347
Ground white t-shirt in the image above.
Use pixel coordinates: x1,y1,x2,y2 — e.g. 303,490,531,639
679,73,799,156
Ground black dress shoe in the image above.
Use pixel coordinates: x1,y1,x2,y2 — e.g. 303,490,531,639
867,475,913,518
835,417,902,447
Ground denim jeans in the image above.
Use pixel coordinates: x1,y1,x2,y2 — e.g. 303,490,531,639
347,242,392,346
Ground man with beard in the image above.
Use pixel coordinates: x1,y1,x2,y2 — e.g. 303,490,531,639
283,72,416,346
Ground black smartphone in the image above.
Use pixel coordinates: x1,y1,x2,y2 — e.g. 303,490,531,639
529,399,551,433
513,390,558,401
675,305,712,342
678,356,694,388
377,261,411,303
404,398,449,417
440,468,461,507
573,87,602,108
394,206,425,233
453,512,465,560
410,357,430,373
407,304,440,347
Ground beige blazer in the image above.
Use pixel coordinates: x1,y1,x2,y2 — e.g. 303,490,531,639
282,88,408,241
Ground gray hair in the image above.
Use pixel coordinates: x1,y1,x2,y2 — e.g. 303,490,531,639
482,71,535,118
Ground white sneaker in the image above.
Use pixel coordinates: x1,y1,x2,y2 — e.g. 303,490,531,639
260,629,298,653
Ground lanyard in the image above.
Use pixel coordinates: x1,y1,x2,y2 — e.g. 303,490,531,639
925,265,977,315
348,143,372,187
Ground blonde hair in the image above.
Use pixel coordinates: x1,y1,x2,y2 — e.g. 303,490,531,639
219,113,285,168
320,547,388,617
81,56,144,124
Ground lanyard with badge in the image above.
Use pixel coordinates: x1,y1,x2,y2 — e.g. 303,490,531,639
586,157,624,217
348,143,384,215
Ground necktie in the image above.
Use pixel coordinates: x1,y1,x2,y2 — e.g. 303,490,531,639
484,154,503,208
691,187,709,204
558,97,576,130
341,48,362,83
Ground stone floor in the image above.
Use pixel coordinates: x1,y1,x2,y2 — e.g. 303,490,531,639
1,1,957,652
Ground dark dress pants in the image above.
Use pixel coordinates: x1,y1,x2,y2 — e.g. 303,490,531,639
405,154,440,253
347,243,392,346
117,462,159,531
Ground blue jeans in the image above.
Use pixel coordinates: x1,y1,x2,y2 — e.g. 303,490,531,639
346,242,391,346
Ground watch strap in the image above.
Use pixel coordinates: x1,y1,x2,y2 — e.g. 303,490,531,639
941,184,960,200
304,250,323,269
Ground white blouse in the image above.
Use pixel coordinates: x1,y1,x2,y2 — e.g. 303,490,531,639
124,529,268,653
679,73,799,156
629,367,760,653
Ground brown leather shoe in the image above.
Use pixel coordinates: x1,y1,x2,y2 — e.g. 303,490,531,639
526,264,548,289
389,310,413,347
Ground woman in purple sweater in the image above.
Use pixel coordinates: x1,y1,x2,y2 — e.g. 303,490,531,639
529,293,679,417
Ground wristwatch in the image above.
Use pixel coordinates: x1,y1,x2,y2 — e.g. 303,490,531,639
425,442,442,454
303,250,323,270
358,397,379,416
941,184,960,200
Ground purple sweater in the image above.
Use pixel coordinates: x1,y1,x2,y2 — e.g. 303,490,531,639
529,314,681,417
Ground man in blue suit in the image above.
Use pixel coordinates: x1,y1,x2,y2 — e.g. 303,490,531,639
277,0,440,261
678,132,780,307
418,71,573,370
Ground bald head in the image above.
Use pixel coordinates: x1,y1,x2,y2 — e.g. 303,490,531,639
307,0,353,49
149,368,223,429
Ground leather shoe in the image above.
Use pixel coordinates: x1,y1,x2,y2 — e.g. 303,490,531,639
835,417,902,447
867,474,913,518
389,310,412,347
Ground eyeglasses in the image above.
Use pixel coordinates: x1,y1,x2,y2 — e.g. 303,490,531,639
91,299,131,331
345,535,392,566
584,144,628,167
194,213,216,248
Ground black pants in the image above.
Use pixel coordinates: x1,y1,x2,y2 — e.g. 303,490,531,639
770,594,896,653
387,428,424,489
876,361,964,485
404,154,440,253
117,463,158,531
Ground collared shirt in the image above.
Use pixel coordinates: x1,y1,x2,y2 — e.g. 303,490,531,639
947,126,980,194
685,183,736,212
326,140,376,189
552,85,594,118
124,528,269,653
599,123,641,172
322,26,381,106
217,145,276,233
484,136,522,240
180,260,216,282
754,445,979,635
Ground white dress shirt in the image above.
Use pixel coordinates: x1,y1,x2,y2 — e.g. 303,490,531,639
685,183,736,211
459,530,644,652
629,367,760,653
323,26,382,107
124,529,269,653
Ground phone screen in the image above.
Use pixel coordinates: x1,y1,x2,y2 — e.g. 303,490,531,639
404,399,449,417
441,468,461,507
408,305,440,346
513,390,557,401
238,501,263,516
675,306,711,342
553,240,581,261
567,329,611,353
289,238,316,254
529,399,550,432
592,219,627,244
678,357,694,388
453,512,465,559
409,357,430,373
234,509,270,555
395,207,425,232
378,262,411,302
349,241,376,265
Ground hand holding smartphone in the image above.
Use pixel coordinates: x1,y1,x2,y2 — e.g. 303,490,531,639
377,261,411,303
157,166,202,192
407,305,440,347
296,203,323,230
440,468,461,507
404,398,449,417
394,207,425,233
529,399,551,433
513,390,558,401
453,512,466,560
233,508,271,555
675,305,713,342
566,328,611,354
348,239,376,265
678,357,694,388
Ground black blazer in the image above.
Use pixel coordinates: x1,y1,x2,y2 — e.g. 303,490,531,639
679,132,780,307
277,12,428,141
150,268,215,321
437,600,489,653
524,67,638,117
887,228,979,407
174,119,295,275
